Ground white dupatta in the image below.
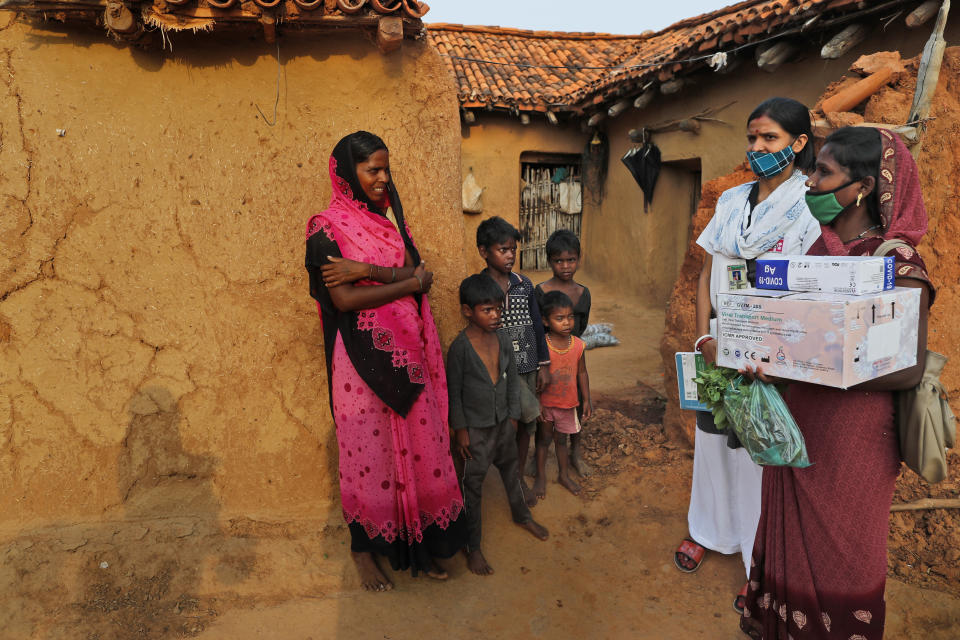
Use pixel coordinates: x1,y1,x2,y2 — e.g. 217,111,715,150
699,170,811,258
696,169,820,316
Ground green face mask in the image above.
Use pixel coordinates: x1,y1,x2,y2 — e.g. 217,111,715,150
804,180,857,224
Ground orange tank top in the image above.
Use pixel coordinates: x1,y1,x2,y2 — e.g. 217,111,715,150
540,335,585,409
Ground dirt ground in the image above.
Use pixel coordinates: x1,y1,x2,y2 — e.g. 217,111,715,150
3,271,959,639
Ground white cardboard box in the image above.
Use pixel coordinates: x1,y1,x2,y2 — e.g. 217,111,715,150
755,255,895,295
716,287,920,388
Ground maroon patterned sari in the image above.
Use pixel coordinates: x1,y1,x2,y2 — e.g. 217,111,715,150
741,129,935,639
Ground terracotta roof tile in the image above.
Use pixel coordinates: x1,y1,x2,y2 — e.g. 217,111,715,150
429,0,911,114
429,24,647,111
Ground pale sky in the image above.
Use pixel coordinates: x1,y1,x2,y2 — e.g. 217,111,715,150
425,1,732,35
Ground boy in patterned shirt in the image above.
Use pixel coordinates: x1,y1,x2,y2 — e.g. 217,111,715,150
476,216,550,507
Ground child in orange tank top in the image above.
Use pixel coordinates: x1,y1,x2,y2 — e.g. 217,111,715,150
533,291,593,499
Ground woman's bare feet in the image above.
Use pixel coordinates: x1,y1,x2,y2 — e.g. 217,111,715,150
467,549,494,576
520,480,538,507
426,557,449,580
351,551,393,592
533,474,547,500
518,519,549,541
558,473,582,496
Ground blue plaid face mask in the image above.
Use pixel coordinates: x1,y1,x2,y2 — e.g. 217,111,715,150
747,144,795,179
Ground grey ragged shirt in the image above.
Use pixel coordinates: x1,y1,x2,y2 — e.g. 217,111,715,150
446,330,521,430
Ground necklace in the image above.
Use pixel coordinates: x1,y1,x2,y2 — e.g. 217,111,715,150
843,224,880,243
546,334,572,354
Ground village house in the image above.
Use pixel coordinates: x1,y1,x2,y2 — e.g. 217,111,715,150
0,0,467,541
3,0,953,536
429,0,960,304
2,0,959,636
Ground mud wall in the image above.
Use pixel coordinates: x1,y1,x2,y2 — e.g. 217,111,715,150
0,17,467,533
586,22,946,308
459,115,584,272
660,46,960,444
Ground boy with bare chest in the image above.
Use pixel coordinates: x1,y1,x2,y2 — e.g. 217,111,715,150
446,274,549,575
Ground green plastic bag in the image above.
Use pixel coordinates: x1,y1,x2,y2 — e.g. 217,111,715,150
723,378,811,468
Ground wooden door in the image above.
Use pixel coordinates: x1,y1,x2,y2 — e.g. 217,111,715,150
519,161,582,270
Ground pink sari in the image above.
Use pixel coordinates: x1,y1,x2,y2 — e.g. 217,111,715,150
305,146,463,566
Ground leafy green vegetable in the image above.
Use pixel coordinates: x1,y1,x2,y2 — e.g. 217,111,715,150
723,380,811,468
692,361,810,467
692,363,744,431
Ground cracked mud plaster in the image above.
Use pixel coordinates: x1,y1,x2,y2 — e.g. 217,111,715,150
0,23,466,528
0,45,37,300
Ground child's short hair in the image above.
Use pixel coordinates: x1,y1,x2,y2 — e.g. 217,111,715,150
459,273,505,307
540,290,573,318
476,216,521,248
545,229,581,259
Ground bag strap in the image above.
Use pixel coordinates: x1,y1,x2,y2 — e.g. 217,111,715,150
872,238,912,257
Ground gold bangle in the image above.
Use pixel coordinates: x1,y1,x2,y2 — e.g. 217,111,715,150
413,274,424,292
391,267,396,283
369,264,374,280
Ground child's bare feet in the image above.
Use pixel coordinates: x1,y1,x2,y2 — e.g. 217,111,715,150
570,452,592,477
519,518,549,540
525,456,537,478
351,551,393,592
426,558,449,580
467,549,494,576
521,480,538,507
558,473,582,496
533,474,547,500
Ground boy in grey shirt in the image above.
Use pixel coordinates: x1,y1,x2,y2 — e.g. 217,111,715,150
447,274,549,575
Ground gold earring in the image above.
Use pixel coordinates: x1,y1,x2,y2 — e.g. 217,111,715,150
856,193,864,207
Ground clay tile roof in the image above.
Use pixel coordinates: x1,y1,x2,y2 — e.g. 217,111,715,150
429,0,913,115
428,24,646,112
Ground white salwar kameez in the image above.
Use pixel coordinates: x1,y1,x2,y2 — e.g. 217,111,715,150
688,171,820,576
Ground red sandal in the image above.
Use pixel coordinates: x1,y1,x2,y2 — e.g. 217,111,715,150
734,581,748,614
674,538,706,573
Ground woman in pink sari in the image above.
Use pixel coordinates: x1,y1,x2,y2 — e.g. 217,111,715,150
740,127,935,639
305,131,466,591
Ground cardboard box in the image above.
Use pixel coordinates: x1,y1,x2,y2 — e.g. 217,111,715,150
716,287,920,388
755,255,894,295
675,352,709,411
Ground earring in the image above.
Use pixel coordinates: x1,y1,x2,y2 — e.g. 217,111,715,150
856,193,864,207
